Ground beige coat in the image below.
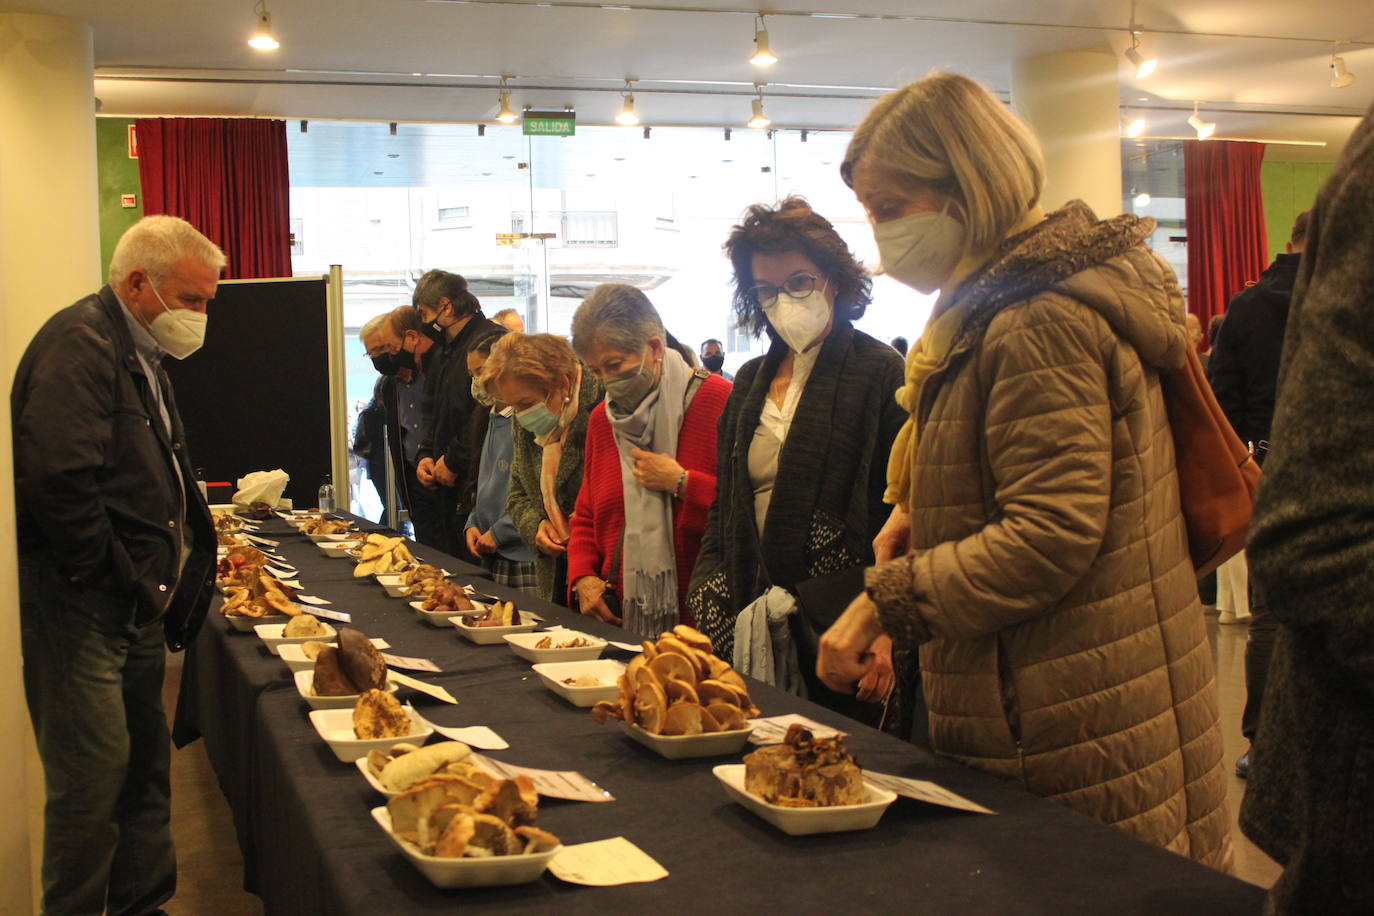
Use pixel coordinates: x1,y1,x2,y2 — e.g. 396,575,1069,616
867,203,1232,869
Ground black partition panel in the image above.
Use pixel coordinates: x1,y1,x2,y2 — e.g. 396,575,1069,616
165,277,331,507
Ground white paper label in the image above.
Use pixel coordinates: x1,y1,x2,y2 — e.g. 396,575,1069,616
426,722,508,750
380,653,441,673
244,534,279,548
305,606,351,623
746,713,844,745
469,754,614,803
295,594,332,606
609,640,641,652
388,672,458,704
862,771,995,815
549,837,668,886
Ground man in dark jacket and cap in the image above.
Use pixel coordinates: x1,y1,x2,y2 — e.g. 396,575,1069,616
1241,104,1374,915
1208,208,1308,778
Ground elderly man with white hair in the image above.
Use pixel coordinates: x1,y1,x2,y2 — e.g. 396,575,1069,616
12,215,224,915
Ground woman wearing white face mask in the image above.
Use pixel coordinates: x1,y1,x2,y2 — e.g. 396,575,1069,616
565,285,731,639
485,332,603,603
686,198,907,727
816,72,1231,869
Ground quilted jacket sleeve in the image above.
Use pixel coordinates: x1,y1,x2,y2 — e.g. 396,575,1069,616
867,297,1114,647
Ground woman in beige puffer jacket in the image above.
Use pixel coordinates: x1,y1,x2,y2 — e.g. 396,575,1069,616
818,73,1232,871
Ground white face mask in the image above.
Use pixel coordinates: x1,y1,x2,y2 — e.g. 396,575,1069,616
147,282,207,360
872,201,965,294
762,287,831,354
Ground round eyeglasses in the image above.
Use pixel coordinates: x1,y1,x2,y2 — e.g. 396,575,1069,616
748,272,826,307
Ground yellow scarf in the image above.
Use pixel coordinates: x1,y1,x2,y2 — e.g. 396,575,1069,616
883,301,973,508
884,206,1049,511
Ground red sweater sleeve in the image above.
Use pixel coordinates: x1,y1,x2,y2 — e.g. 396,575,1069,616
566,405,611,590
672,374,731,575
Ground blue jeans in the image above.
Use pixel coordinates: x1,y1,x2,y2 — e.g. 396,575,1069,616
20,556,175,916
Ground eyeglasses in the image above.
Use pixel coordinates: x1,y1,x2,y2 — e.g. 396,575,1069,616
748,272,826,307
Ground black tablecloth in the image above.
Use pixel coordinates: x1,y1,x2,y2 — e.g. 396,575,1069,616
176,516,1265,915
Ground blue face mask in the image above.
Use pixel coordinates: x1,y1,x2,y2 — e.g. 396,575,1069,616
516,402,560,437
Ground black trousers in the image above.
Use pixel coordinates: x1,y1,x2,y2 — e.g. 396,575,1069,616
20,555,176,916
1242,583,1279,741
406,466,452,554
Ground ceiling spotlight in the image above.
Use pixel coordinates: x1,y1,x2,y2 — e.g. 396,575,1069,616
495,77,519,124
1132,189,1151,208
248,0,280,50
299,120,308,133
1331,44,1357,88
750,15,778,67
724,127,732,141
1125,116,1146,138
1188,102,1216,140
748,85,771,129
389,122,398,136
616,80,640,126
1124,33,1156,79
477,124,486,136
643,126,651,139
800,130,809,143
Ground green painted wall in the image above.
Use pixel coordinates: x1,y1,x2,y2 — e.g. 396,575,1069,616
1260,160,1333,258
96,117,143,279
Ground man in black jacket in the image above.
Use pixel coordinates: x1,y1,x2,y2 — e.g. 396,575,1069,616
412,269,502,558
1208,208,1309,778
12,215,221,915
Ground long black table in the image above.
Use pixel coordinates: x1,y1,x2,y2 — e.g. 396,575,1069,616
176,516,1266,914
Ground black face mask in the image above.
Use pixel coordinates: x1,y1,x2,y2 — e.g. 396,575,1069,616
702,354,725,373
371,346,416,377
421,319,446,344
371,352,400,376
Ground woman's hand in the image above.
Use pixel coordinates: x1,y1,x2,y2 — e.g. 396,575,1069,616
630,448,685,493
416,457,438,490
475,529,498,557
873,504,912,563
464,526,482,558
855,634,895,703
574,575,622,625
535,519,568,556
817,592,887,694
432,456,457,488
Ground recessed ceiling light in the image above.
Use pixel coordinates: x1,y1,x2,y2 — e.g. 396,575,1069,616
373,171,383,175
387,153,400,158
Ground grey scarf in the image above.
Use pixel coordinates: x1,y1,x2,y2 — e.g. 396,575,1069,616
606,348,692,640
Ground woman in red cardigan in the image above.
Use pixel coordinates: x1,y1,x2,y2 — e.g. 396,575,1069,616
567,284,731,640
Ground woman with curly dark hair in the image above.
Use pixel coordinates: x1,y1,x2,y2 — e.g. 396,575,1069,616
686,197,907,727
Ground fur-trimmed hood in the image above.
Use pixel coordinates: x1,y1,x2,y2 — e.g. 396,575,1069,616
949,200,1191,373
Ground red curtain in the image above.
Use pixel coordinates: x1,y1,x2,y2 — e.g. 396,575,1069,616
136,118,292,279
1183,140,1267,349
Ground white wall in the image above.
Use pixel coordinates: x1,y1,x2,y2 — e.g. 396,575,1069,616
0,13,103,913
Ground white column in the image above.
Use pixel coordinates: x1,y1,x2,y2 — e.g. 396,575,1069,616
0,12,101,915
1011,50,1124,218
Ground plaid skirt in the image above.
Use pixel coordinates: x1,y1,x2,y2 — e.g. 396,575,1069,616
486,555,539,595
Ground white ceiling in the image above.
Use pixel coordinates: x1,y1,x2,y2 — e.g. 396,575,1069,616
9,0,1374,160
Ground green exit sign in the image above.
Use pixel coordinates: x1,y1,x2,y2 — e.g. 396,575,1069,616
523,110,576,136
